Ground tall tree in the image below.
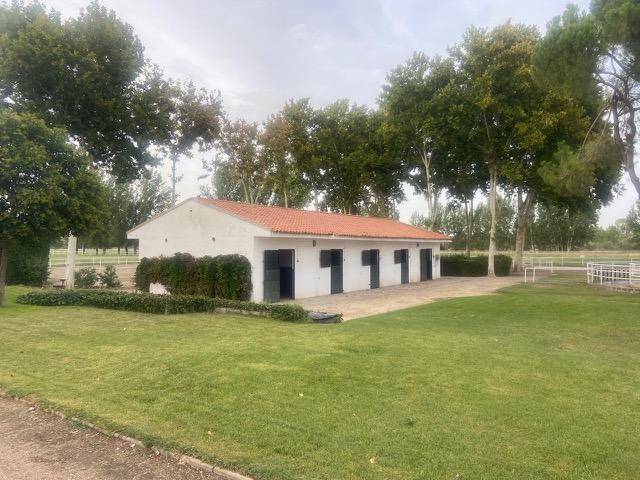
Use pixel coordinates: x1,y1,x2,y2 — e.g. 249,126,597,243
261,112,311,208
0,2,172,179
534,1,640,199
379,53,457,228
214,119,270,204
163,81,224,206
0,2,182,287
530,202,599,251
452,24,542,275
0,109,105,304
99,171,172,253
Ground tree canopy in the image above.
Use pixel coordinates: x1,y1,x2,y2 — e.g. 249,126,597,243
0,108,105,304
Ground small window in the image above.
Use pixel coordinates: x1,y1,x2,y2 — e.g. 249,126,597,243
394,249,408,264
320,250,331,268
361,250,371,266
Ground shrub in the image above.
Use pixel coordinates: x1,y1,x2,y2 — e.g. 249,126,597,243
134,253,252,300
7,238,49,286
98,265,122,288
16,290,310,322
441,254,512,277
75,267,99,288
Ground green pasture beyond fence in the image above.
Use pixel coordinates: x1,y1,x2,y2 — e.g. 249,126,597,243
49,248,139,268
443,250,640,267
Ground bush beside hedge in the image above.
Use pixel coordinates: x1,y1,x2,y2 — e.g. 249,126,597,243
135,253,252,301
15,289,310,323
441,254,512,277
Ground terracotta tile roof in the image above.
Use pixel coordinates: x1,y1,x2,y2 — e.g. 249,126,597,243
198,198,450,241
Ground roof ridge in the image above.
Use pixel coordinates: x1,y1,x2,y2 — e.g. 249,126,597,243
195,197,450,241
201,197,415,224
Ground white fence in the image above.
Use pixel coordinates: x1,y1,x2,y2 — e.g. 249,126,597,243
586,262,640,286
48,249,139,268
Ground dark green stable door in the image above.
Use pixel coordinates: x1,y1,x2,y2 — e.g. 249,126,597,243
370,249,380,288
330,249,343,294
420,248,433,281
400,249,409,284
263,250,280,302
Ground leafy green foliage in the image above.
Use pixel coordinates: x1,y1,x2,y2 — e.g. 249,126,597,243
441,254,512,277
625,201,640,249
0,2,177,180
6,238,49,286
83,171,172,251
416,195,516,251
135,253,252,301
74,267,99,289
16,289,309,322
98,265,122,289
530,203,598,251
534,1,640,198
0,108,105,304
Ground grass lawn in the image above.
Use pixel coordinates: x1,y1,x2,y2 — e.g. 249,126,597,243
1,283,639,480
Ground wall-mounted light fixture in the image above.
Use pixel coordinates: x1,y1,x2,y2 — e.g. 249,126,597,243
211,237,216,242
312,240,317,247
164,238,168,243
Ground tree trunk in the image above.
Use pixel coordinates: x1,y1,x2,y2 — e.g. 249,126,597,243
487,164,498,277
0,242,9,306
513,189,534,273
171,154,179,207
624,111,640,198
464,197,472,257
283,188,288,208
612,97,640,198
421,138,440,230
65,235,77,289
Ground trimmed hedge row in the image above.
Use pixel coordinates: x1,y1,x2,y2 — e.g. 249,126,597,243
134,253,252,300
15,289,310,323
441,254,512,277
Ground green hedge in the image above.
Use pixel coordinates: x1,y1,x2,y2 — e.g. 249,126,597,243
15,289,309,323
135,253,252,300
441,254,512,277
7,238,50,286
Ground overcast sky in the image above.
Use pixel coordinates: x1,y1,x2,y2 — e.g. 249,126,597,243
46,0,637,226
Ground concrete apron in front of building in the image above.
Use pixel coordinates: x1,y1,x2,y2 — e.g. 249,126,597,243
289,276,523,321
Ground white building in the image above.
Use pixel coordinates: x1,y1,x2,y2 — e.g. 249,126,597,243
127,198,450,302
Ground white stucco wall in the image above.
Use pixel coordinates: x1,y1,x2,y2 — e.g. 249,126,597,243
127,198,268,263
252,236,442,301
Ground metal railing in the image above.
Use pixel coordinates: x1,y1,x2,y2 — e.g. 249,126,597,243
524,256,555,268
586,262,640,286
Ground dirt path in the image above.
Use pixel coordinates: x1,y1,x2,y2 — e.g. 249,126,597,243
0,395,223,480
294,275,523,320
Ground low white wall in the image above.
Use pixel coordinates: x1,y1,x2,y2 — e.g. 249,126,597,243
149,282,168,295
253,237,441,301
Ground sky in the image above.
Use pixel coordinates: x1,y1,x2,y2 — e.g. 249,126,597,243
45,0,638,226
